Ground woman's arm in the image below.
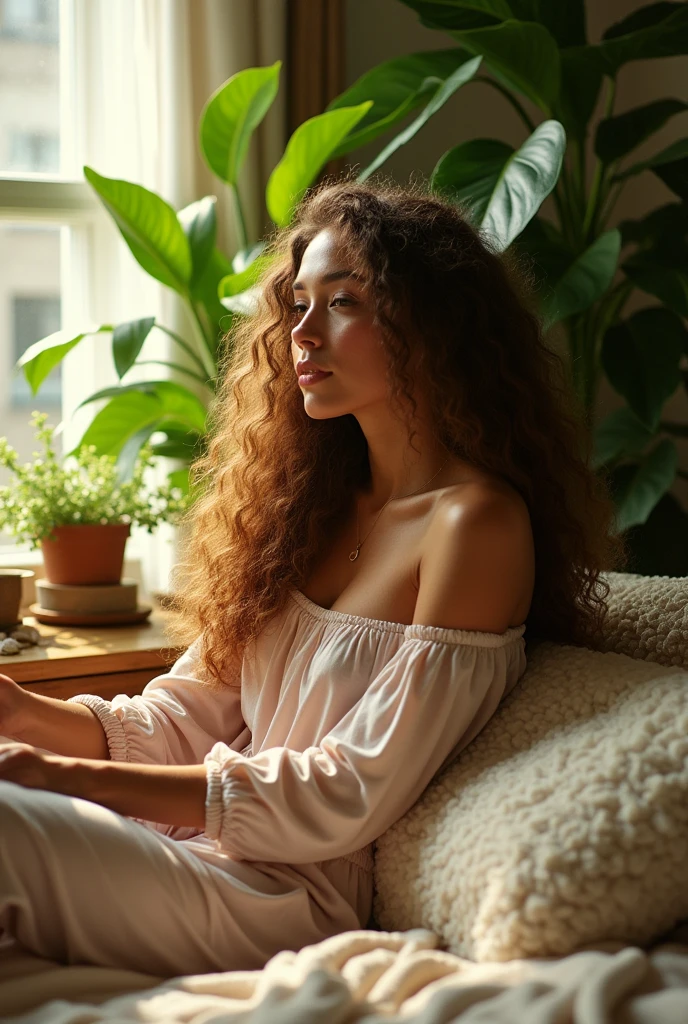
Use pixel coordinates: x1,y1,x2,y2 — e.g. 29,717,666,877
76,758,208,827
1,675,110,760
0,746,208,829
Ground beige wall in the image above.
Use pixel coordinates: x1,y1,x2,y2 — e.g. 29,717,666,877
344,0,688,512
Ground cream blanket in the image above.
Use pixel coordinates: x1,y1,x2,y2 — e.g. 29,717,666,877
2,923,688,1021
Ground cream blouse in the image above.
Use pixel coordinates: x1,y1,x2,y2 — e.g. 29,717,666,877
67,587,527,877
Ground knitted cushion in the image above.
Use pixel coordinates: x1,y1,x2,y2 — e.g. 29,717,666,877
373,638,688,961
590,572,688,668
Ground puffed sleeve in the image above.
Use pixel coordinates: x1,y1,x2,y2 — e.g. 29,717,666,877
66,638,250,766
203,624,526,864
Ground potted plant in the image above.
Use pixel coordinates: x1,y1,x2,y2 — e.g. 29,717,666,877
393,0,688,574
0,411,189,586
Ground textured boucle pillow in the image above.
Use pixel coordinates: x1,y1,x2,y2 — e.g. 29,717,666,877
591,572,688,667
373,640,688,961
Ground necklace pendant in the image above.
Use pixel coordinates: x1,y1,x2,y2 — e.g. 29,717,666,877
348,547,360,562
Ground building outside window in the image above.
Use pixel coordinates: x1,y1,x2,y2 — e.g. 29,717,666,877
0,0,63,547
0,0,201,594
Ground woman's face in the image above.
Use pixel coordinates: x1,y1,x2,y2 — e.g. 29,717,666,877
290,227,391,420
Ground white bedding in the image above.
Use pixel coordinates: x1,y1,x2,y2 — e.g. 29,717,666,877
2,922,688,1022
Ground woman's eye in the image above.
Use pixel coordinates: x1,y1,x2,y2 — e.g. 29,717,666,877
292,297,351,315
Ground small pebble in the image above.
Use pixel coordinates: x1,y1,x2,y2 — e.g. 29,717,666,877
11,627,40,645
0,624,44,656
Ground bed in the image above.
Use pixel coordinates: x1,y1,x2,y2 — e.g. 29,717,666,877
2,571,687,1021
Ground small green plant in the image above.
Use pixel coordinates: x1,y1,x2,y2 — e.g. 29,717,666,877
0,412,190,548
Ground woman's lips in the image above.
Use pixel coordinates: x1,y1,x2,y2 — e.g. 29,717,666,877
298,371,332,386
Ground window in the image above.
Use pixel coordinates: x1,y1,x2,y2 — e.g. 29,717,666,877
0,0,190,594
0,0,59,44
0,0,60,177
9,131,60,173
0,0,66,546
0,0,105,552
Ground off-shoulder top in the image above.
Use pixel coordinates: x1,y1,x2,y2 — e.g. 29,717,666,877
67,586,527,869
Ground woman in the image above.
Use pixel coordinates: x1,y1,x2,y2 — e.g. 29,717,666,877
0,176,626,977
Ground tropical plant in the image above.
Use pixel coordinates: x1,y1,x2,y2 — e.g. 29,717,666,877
17,52,566,497
394,0,688,573
0,412,188,548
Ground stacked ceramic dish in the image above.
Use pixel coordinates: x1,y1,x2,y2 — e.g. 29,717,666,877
29,577,152,626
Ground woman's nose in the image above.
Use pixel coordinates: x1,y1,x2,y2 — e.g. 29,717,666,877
292,308,322,342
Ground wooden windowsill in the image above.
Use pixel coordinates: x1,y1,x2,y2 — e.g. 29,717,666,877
0,607,181,687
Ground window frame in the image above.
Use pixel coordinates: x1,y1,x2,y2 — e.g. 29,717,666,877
0,0,147,570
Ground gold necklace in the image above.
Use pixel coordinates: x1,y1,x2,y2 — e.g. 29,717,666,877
348,457,450,562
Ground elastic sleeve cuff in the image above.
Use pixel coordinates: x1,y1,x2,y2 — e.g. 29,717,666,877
66,694,129,762
204,757,224,844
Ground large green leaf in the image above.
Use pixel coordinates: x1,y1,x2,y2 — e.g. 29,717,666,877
218,254,275,297
603,1,684,40
430,138,514,222
190,247,233,353
555,46,604,142
149,425,202,459
447,19,560,112
72,392,166,456
118,421,202,483
73,381,208,458
266,104,373,227
613,439,679,532
595,99,688,163
200,63,280,185
592,406,655,469
522,1,586,48
618,201,688,257
177,197,217,288
623,256,688,318
601,306,685,431
651,143,688,201
541,229,621,326
358,57,482,181
114,425,162,484
610,137,688,196
397,1,507,32
479,119,566,252
112,317,155,379
17,325,112,395
148,382,208,432
620,490,688,575
600,2,688,75
75,380,166,409
398,0,586,47
76,380,207,432
232,241,265,273
219,286,262,316
513,215,573,292
327,49,475,158
167,467,191,496
83,167,192,294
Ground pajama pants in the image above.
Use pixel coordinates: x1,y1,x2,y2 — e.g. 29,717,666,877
0,778,370,978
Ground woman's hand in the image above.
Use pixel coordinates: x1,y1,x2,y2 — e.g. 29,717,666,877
0,741,81,795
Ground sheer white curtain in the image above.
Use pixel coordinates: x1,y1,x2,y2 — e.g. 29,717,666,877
63,0,287,595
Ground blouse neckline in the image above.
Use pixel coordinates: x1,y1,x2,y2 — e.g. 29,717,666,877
289,587,526,648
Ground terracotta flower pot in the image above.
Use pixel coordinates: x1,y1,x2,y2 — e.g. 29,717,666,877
40,523,131,585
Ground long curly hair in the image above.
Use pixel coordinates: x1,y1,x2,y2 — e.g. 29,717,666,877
167,172,628,688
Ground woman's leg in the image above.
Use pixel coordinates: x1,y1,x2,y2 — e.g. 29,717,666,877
0,781,314,976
